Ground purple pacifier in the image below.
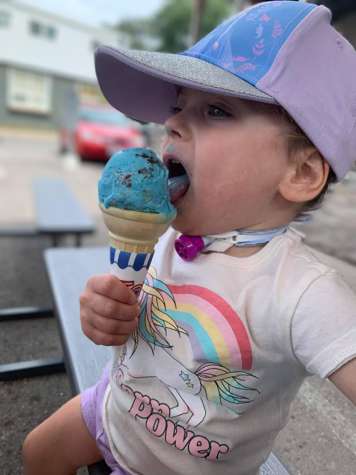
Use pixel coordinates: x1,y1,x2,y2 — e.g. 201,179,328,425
174,235,205,261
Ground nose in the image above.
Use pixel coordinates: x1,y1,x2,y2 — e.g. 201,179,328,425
164,110,191,141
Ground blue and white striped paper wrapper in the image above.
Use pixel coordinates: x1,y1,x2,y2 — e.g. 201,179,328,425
109,246,153,287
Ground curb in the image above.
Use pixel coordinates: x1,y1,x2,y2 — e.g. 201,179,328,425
0,127,58,140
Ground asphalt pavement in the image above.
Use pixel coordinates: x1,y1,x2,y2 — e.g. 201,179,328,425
0,131,355,475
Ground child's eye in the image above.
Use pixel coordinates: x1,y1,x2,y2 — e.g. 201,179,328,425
207,105,232,118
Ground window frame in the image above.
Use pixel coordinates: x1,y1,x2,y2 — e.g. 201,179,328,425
6,68,53,115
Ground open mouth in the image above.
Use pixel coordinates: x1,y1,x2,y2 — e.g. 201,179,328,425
167,158,190,204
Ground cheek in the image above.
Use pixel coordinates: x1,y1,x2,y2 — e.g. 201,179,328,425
239,136,288,189
191,129,287,202
198,158,276,211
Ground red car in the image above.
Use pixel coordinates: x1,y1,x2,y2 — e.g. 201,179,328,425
60,106,145,161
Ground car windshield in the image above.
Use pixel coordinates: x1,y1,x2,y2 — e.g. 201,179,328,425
80,108,131,126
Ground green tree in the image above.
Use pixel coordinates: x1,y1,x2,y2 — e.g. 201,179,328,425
150,0,233,52
118,18,151,49
116,0,234,52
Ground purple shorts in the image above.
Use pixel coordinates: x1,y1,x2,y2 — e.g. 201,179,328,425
80,366,128,475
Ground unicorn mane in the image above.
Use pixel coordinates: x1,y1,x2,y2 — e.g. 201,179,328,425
131,268,187,355
195,363,260,410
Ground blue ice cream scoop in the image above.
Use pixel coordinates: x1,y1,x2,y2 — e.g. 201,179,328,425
98,148,176,220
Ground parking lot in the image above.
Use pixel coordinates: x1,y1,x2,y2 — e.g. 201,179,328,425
0,130,355,474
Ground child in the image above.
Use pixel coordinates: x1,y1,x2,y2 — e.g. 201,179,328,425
23,2,356,474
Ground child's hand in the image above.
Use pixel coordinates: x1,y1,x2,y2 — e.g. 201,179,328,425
80,274,140,346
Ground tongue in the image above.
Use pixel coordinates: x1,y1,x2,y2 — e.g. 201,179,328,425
168,174,189,203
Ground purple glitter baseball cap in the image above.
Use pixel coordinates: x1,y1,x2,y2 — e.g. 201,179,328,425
95,1,356,180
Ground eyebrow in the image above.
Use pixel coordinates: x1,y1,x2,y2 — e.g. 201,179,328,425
175,87,248,114
177,88,233,103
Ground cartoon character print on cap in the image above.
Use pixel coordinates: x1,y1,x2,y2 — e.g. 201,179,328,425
184,1,316,85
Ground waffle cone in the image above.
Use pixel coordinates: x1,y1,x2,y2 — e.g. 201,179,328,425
99,203,173,253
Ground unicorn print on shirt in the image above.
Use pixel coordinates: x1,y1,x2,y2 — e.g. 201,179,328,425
112,268,260,428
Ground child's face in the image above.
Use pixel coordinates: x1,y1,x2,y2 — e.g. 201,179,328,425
163,88,294,236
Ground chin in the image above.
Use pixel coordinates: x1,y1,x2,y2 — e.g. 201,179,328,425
171,218,212,237
171,218,199,236
171,206,225,236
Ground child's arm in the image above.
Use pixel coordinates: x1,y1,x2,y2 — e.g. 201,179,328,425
80,274,140,346
329,358,356,404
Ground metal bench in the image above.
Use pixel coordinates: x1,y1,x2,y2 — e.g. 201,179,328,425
0,178,95,379
33,178,95,247
44,246,291,475
0,177,95,247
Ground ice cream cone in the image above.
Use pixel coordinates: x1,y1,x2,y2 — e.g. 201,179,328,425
99,203,172,254
98,147,176,290
100,203,173,290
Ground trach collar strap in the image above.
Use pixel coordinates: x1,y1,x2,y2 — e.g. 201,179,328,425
174,226,288,261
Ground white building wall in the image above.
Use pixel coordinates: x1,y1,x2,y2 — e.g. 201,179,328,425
0,0,125,82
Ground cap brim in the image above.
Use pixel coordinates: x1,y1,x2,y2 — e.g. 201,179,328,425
95,46,276,124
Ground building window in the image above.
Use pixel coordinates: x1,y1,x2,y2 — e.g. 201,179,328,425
7,68,52,114
0,10,10,27
47,26,56,39
30,20,41,35
29,20,57,40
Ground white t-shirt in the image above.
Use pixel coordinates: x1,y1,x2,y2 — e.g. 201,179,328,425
102,227,356,475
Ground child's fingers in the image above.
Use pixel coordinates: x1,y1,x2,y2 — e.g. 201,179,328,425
85,307,138,336
80,290,140,321
81,311,134,346
87,274,137,304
